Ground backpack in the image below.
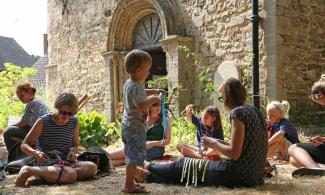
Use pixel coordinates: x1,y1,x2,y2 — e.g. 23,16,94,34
77,146,111,178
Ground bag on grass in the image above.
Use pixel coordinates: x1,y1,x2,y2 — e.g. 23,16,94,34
77,146,111,178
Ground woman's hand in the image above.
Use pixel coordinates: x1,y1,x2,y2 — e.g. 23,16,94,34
34,151,49,164
67,153,77,162
310,136,322,147
201,136,216,149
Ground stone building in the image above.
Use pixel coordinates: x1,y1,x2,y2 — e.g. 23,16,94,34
47,0,325,124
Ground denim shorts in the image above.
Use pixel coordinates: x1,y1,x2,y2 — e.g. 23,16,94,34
146,146,165,161
122,125,146,165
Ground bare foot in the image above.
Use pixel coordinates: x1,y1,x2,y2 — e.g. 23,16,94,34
122,184,150,193
15,166,33,187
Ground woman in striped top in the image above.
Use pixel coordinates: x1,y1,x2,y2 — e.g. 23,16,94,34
15,93,97,187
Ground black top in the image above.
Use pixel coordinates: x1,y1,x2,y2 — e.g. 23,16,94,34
229,105,268,186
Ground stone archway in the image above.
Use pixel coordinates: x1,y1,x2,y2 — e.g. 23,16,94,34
102,0,194,121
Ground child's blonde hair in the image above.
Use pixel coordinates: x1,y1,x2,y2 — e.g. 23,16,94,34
311,74,325,95
266,100,290,117
124,49,152,74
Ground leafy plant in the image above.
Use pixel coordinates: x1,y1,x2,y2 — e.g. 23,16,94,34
147,76,182,117
0,63,37,129
170,116,197,147
77,111,121,148
178,45,218,106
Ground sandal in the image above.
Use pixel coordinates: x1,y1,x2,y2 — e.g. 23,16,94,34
292,168,325,178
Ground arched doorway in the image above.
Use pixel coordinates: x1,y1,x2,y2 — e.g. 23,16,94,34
102,0,194,121
132,13,167,82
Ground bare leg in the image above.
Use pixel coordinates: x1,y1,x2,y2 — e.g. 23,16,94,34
289,156,304,168
176,143,202,159
73,161,97,180
317,163,325,169
288,144,320,168
123,164,144,192
278,138,287,158
111,159,125,167
109,146,125,160
268,139,283,158
15,165,77,187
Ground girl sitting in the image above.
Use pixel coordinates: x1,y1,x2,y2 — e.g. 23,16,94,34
109,102,171,167
176,105,224,159
267,101,300,160
289,74,325,177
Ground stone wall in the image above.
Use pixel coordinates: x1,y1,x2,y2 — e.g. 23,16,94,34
179,0,267,108
47,0,114,110
276,0,325,125
47,0,269,117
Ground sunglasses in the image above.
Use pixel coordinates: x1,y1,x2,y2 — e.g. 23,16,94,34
217,96,223,103
58,110,74,116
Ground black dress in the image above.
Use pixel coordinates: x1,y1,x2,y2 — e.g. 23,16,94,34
146,105,268,187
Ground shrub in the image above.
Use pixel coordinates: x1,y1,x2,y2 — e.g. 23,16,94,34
77,111,121,148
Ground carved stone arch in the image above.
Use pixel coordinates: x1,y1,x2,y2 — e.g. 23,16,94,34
103,0,193,122
107,0,186,51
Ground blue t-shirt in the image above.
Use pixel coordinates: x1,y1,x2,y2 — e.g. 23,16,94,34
22,99,50,127
191,115,224,147
271,118,300,144
122,79,146,132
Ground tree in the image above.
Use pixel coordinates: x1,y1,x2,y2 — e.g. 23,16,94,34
0,63,37,129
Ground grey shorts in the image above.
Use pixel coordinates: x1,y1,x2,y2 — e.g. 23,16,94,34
122,124,146,165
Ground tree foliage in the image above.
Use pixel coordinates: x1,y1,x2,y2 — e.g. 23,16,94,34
0,63,37,129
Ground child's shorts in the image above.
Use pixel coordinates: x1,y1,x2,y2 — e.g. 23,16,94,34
122,124,146,165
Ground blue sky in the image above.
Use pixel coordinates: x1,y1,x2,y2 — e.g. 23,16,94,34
0,0,47,56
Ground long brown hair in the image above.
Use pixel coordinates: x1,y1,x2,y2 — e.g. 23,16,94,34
220,78,247,110
204,106,222,131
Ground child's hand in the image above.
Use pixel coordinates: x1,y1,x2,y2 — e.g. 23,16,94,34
185,104,194,117
157,89,166,96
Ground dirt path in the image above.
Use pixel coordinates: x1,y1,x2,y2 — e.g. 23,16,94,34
1,148,324,195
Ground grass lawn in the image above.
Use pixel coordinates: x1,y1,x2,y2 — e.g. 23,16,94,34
1,146,324,195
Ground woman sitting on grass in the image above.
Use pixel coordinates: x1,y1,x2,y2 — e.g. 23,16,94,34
289,74,325,177
266,100,300,161
134,78,268,187
109,101,171,167
176,105,224,160
15,93,97,187
2,83,50,159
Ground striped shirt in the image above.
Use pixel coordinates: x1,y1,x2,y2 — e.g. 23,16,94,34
36,114,78,160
